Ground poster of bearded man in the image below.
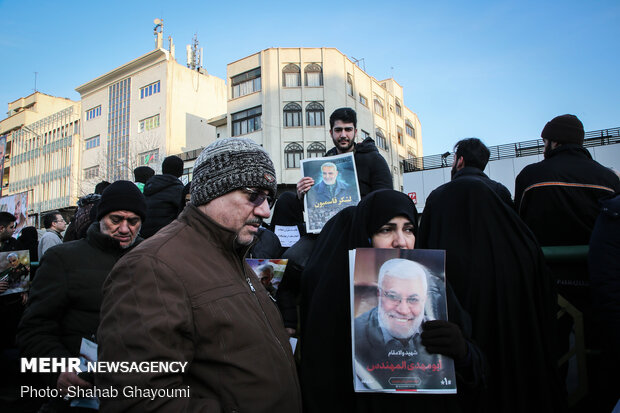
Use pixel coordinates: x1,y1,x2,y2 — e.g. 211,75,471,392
349,248,456,393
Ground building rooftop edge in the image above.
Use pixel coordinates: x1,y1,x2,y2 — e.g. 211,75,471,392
75,48,169,95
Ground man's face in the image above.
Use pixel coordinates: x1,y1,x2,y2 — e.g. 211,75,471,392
52,214,67,232
378,274,426,339
321,166,338,186
8,256,19,268
14,200,21,220
330,120,356,153
0,222,16,241
260,271,273,287
99,210,142,249
200,188,271,246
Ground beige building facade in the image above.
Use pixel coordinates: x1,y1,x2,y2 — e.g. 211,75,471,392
225,47,422,190
75,47,226,194
0,92,81,222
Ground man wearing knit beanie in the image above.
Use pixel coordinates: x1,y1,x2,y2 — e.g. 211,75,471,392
515,115,620,407
97,138,301,412
17,180,145,402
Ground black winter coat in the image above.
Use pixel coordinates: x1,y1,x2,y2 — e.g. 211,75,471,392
325,137,392,197
141,174,184,238
453,166,515,209
17,223,141,385
515,144,620,246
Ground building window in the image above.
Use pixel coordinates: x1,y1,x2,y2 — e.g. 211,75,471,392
395,99,402,117
376,129,388,151
138,114,160,133
282,64,301,87
374,97,384,117
360,130,371,140
397,126,403,145
307,142,326,158
86,106,101,120
306,102,324,127
285,143,303,168
84,165,99,180
406,120,415,138
180,167,193,185
231,68,261,98
85,135,100,150
305,64,323,87
359,94,368,107
407,146,416,159
137,149,159,167
347,73,354,96
232,106,262,136
107,77,131,181
140,81,161,99
283,103,302,127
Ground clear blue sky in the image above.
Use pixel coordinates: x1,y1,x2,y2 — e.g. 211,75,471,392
1,0,618,155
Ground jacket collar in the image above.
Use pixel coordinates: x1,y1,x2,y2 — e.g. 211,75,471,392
546,144,593,160
452,166,488,181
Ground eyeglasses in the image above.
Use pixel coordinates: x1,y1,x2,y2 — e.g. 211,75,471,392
380,289,421,306
242,188,275,208
54,219,66,223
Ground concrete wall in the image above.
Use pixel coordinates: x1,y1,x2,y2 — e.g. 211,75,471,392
403,144,620,212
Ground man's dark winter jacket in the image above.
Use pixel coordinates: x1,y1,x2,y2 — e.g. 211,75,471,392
141,174,184,238
325,137,392,197
17,223,141,385
453,166,515,209
515,144,620,246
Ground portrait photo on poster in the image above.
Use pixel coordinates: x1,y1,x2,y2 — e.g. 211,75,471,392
301,152,361,233
349,248,456,393
0,249,31,296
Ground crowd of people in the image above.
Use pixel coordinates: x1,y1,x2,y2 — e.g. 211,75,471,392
0,108,617,412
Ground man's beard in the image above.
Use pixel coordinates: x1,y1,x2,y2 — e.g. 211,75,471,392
378,305,425,340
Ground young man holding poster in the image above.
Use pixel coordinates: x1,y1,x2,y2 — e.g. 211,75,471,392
297,107,392,201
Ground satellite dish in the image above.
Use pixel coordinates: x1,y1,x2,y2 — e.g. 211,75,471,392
154,18,161,25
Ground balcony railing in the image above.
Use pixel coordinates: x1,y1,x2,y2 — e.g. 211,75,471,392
403,127,620,173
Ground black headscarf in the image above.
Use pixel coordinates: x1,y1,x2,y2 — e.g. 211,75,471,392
269,191,305,236
301,190,429,413
15,226,39,263
417,175,564,412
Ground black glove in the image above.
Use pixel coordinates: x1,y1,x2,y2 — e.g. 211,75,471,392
421,320,468,361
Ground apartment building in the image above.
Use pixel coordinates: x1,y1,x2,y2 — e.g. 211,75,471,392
75,46,226,194
225,47,422,190
0,92,81,223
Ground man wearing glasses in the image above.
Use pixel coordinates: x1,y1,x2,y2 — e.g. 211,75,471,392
97,138,302,412
38,211,67,258
354,259,444,390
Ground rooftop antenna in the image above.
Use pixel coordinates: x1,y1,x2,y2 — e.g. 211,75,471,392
153,18,164,49
351,56,366,72
186,34,202,71
34,72,38,92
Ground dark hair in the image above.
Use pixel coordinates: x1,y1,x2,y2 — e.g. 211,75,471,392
95,181,111,195
454,138,490,171
43,211,61,229
329,107,357,129
0,211,17,228
162,156,184,178
133,166,155,184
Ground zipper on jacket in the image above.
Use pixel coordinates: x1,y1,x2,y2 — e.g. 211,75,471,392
245,276,256,292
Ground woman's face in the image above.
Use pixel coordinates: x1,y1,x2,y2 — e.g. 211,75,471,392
371,216,415,249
